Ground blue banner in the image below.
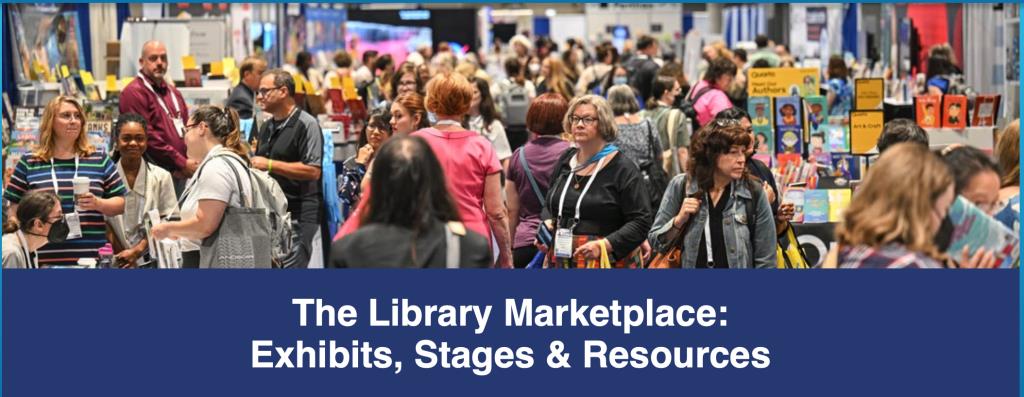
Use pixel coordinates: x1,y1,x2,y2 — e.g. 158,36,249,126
3,270,1018,395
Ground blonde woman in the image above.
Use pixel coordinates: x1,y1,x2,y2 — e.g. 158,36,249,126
3,96,126,267
536,57,575,103
826,143,997,268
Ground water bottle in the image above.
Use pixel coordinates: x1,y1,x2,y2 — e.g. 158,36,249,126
98,244,114,269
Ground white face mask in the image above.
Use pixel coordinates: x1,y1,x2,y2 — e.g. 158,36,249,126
528,64,541,75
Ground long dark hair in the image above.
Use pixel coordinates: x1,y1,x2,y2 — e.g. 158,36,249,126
362,135,461,239
191,105,248,161
687,120,753,193
469,77,501,130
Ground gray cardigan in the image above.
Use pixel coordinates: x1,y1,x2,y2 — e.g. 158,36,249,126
649,174,777,268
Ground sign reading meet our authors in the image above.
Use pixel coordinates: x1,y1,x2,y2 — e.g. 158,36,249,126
747,68,819,97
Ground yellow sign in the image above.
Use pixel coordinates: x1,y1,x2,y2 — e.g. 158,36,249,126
210,61,224,76
60,65,71,79
747,68,820,97
182,55,197,71
80,71,96,86
294,74,307,94
106,75,119,92
342,76,358,100
222,57,236,74
303,79,315,96
854,78,884,110
120,77,135,90
849,110,885,154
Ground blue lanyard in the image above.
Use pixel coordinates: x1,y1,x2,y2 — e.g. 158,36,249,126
572,144,618,172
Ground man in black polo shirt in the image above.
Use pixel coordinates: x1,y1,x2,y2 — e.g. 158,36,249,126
252,69,324,268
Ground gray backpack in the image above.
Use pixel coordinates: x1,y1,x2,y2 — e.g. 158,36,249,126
500,81,530,127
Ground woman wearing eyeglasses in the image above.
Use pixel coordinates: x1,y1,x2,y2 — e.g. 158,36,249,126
390,62,424,101
541,95,652,268
340,107,392,218
649,119,776,269
150,106,252,268
3,96,126,267
3,191,65,268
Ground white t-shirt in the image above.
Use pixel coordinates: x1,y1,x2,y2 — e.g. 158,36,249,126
178,146,254,252
469,116,513,161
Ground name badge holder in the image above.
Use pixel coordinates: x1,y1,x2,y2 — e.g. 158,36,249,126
50,156,83,240
554,155,609,259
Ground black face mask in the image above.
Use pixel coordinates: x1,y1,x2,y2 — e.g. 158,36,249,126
933,214,954,253
28,217,70,244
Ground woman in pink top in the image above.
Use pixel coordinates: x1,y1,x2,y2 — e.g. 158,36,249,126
690,57,737,127
412,72,513,268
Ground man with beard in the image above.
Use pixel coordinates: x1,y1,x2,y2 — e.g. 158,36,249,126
119,40,198,194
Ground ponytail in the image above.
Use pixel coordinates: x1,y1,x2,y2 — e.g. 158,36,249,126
222,107,250,161
191,105,250,163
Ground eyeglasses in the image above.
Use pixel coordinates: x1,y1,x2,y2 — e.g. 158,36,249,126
257,86,283,97
398,81,418,87
569,116,599,126
57,112,83,121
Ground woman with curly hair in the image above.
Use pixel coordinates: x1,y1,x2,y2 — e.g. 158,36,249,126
649,119,776,268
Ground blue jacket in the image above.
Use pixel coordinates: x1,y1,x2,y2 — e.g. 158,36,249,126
649,174,777,268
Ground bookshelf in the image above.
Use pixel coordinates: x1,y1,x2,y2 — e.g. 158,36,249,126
1004,4,1019,123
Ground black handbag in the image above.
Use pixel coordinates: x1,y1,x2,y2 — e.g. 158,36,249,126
638,119,670,212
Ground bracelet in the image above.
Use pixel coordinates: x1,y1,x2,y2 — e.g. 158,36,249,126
267,159,274,173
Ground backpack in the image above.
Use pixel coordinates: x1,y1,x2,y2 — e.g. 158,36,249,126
500,80,530,127
679,85,714,133
220,155,294,268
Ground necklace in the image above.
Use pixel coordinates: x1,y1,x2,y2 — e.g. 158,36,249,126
572,173,588,190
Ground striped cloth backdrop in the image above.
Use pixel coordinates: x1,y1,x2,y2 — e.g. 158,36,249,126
723,5,766,48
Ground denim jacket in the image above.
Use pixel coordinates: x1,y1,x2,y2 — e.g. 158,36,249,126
649,174,777,268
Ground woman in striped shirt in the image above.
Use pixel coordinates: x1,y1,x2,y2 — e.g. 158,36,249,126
3,96,126,267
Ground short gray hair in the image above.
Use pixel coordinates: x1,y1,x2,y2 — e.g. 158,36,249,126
563,95,617,142
606,85,639,116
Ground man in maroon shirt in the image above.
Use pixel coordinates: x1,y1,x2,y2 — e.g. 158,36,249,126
119,40,199,189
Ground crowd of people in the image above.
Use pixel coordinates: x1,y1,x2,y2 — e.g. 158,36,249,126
1,33,1019,269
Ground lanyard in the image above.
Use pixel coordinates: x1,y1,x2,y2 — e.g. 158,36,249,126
50,155,79,195
118,160,150,243
435,119,461,127
556,155,609,229
262,107,299,154
572,144,617,172
16,231,37,269
704,192,715,264
138,73,184,137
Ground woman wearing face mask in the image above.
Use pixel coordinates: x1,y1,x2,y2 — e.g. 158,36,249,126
106,113,180,268
3,96,126,267
2,191,64,268
825,143,997,268
643,76,690,177
468,77,513,171
600,66,630,98
649,119,777,268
